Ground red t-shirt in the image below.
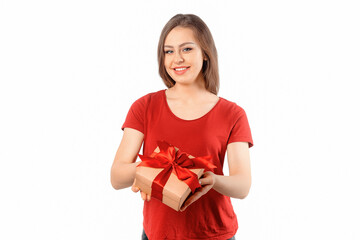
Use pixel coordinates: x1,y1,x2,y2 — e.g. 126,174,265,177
122,89,253,240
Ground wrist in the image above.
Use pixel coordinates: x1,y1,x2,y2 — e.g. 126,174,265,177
212,172,218,187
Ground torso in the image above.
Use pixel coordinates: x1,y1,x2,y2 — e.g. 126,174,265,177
165,89,220,121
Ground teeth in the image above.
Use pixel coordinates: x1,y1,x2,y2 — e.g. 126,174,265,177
175,67,188,71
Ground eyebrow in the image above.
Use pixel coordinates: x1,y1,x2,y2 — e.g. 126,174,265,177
164,42,196,48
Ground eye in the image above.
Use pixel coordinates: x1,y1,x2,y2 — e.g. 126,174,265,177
164,50,173,54
183,47,192,52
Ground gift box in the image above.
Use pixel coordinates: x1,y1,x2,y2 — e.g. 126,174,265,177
134,141,216,211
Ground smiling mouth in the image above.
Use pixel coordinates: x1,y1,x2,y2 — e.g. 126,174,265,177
174,67,190,71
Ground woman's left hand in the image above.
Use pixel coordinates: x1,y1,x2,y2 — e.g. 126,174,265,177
180,171,216,212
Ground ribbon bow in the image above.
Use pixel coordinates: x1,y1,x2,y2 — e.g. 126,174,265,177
137,140,217,202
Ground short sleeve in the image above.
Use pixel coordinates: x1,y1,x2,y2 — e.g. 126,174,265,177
121,97,146,134
227,107,254,148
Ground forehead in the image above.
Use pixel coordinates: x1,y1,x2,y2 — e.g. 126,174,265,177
164,27,199,46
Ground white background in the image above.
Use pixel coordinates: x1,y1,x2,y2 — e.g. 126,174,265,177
1,0,359,239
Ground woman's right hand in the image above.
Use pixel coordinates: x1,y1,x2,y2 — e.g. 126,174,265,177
131,181,151,201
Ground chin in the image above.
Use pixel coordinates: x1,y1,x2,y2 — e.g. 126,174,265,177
172,78,196,85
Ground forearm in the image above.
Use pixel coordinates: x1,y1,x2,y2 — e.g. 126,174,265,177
110,161,140,190
213,173,251,199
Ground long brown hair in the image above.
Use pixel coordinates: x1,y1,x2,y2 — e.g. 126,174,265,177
157,14,219,95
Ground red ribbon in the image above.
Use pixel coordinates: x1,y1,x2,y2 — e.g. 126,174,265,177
137,140,217,202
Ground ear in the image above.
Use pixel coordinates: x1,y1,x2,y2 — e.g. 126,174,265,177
203,52,208,61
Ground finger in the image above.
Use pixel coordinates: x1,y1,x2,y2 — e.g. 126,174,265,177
146,194,151,201
189,187,209,202
181,196,198,212
181,198,196,211
199,176,209,185
131,185,140,192
180,191,204,211
140,191,147,201
200,185,213,194
180,195,196,211
199,178,207,186
199,173,213,186
180,186,213,211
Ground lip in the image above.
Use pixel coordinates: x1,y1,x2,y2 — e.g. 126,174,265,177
173,66,190,75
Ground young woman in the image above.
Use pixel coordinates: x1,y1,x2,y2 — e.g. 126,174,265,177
111,14,253,240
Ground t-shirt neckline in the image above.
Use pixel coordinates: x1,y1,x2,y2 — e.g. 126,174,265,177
162,89,222,122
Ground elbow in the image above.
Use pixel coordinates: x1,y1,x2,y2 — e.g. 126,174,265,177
236,191,250,199
110,161,139,190
228,173,251,199
238,182,251,199
111,178,129,190
111,180,121,190
110,169,119,190
110,176,120,190
110,170,126,190
234,190,249,199
110,173,130,190
239,192,249,199
110,170,132,190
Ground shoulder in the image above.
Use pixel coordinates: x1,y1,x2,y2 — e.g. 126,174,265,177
218,96,246,117
131,89,164,107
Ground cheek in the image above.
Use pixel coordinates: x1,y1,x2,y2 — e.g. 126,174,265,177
164,59,173,75
194,57,205,70
194,53,204,66
164,57,171,68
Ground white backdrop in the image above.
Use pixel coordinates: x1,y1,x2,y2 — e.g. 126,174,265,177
1,0,359,239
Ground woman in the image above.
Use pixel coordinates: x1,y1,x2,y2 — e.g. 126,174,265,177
111,14,253,240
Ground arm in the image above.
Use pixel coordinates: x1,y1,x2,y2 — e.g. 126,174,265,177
180,141,251,211
212,141,251,199
110,128,144,190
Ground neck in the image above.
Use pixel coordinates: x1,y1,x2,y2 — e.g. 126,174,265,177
167,87,212,106
169,74,209,101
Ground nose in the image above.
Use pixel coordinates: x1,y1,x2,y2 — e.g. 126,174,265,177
174,50,184,63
